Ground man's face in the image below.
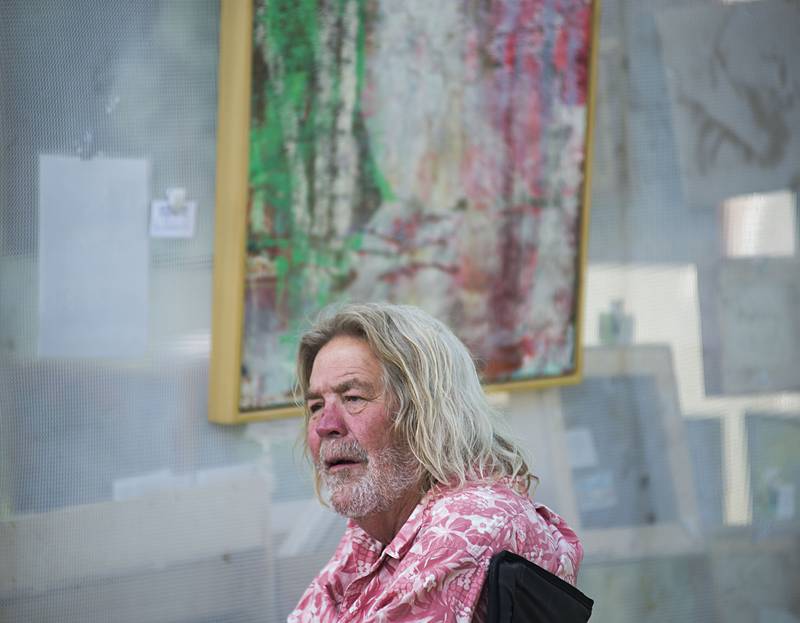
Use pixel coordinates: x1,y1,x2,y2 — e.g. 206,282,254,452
306,335,418,518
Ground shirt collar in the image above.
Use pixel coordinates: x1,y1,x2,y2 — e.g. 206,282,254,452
346,485,442,562
383,492,429,560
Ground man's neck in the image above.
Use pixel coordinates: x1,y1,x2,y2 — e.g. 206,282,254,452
355,486,423,545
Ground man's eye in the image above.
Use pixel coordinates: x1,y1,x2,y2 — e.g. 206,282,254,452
308,401,322,414
343,395,367,411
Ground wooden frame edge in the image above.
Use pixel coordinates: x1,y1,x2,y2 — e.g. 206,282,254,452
571,0,600,392
209,0,252,424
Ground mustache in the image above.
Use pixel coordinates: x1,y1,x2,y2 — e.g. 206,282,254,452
318,439,369,466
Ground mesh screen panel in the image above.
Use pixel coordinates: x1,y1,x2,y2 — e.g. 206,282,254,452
0,2,341,621
1,1,798,622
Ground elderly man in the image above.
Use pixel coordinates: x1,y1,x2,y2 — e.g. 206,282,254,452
288,303,582,622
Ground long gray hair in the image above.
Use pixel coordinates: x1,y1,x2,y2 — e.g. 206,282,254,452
297,302,531,493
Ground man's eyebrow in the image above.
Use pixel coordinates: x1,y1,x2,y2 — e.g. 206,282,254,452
334,379,376,394
305,378,377,401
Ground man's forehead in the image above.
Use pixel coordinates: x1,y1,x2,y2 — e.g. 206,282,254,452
306,335,387,394
310,337,379,373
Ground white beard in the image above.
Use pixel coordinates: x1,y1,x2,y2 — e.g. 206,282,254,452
317,440,419,519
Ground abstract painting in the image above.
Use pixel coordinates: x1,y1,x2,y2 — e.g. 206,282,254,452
211,0,597,420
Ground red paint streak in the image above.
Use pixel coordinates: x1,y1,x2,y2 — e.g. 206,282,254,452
520,334,537,359
575,6,592,105
361,80,377,117
378,261,458,285
483,344,525,378
554,287,573,316
455,253,491,291
416,151,437,204
461,146,502,203
464,30,481,81
484,0,548,376
504,31,517,70
562,4,592,105
554,16,569,73
374,213,450,248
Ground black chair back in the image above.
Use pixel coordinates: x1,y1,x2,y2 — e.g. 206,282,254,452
486,550,594,622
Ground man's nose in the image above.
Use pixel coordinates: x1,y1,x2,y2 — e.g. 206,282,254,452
314,400,347,438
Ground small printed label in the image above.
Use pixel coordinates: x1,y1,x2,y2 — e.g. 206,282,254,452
149,198,196,238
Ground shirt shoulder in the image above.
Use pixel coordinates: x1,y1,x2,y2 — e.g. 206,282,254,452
411,480,534,555
431,479,535,523
418,479,583,584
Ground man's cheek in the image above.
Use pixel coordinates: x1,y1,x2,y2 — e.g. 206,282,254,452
307,434,322,464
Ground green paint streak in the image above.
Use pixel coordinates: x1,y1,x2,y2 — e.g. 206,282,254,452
346,232,363,250
249,0,387,338
353,0,394,202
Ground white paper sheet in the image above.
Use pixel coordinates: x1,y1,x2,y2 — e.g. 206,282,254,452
38,155,150,358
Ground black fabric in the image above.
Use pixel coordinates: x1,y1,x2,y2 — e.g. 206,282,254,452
486,550,594,623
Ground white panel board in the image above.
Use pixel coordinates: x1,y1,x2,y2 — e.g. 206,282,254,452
38,155,150,358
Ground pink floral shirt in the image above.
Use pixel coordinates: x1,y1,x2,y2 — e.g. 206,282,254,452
288,477,583,622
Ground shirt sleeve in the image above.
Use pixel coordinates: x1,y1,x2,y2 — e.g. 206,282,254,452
287,528,356,623
287,579,338,623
